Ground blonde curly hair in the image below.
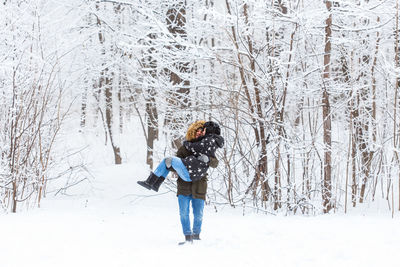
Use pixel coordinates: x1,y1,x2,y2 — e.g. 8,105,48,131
185,120,206,141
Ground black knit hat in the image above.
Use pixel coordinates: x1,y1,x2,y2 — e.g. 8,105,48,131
204,121,221,135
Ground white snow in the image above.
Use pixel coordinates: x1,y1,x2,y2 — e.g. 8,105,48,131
0,161,399,267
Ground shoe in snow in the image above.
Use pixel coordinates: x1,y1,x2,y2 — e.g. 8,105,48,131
192,234,201,240
178,235,193,245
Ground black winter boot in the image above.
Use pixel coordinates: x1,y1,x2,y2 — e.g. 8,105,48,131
185,235,193,243
151,176,165,192
178,234,193,245
192,234,201,240
137,172,158,190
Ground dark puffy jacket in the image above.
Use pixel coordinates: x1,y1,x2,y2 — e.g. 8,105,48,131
176,144,219,200
181,134,224,182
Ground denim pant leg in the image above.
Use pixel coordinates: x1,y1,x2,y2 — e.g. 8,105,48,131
178,195,192,236
153,157,191,182
170,157,191,182
192,198,205,235
153,158,170,178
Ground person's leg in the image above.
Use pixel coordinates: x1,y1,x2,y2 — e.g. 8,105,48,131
138,158,170,192
178,195,192,236
169,157,191,182
192,197,205,238
153,158,170,178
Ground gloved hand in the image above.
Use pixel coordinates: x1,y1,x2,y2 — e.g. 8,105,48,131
197,154,209,163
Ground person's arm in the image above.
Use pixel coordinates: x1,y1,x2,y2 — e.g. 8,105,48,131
209,156,218,168
176,145,187,159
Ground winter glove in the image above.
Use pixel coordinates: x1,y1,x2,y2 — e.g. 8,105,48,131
197,154,209,163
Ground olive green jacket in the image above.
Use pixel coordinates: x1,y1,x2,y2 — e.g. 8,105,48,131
176,145,218,200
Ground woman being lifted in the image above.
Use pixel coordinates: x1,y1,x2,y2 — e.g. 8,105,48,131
137,121,224,192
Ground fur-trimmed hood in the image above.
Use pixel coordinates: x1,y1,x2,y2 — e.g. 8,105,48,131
185,120,206,141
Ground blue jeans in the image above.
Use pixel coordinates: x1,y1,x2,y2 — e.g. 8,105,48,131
153,157,191,182
178,195,205,236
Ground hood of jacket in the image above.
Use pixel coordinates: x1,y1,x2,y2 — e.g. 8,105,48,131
185,120,206,141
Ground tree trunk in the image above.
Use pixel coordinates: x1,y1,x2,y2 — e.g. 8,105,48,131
357,14,372,203
140,33,159,169
395,2,400,211
145,89,158,169
243,3,270,206
165,2,191,148
322,0,333,213
104,73,122,165
80,86,87,129
97,4,121,164
370,16,380,201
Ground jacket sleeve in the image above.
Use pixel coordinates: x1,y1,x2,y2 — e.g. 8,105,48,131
176,145,187,159
209,156,219,168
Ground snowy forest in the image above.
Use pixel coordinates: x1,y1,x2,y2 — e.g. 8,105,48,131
1,0,400,216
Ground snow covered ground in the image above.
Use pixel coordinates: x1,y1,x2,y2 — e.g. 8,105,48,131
1,162,399,267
